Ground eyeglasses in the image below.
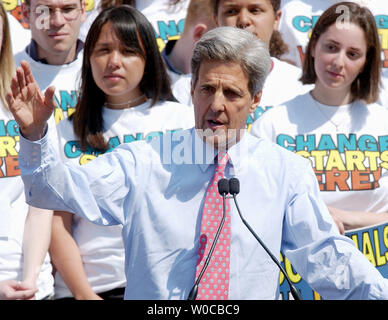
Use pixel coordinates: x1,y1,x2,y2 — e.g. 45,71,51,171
33,5,82,21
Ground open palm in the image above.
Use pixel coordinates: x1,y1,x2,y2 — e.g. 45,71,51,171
6,61,56,140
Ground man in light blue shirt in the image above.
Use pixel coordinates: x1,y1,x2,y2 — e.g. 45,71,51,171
7,27,388,299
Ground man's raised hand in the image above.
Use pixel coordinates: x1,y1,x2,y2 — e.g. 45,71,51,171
6,60,56,141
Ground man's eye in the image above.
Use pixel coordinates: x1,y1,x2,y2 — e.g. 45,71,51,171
201,86,212,92
224,89,240,98
62,7,75,13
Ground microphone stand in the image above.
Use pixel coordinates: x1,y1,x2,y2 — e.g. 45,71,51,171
187,180,229,300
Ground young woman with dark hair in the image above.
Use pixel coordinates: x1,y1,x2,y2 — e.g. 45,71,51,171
49,5,194,300
73,4,175,151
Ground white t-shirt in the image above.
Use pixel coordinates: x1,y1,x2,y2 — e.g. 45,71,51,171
251,92,388,214
14,49,83,127
0,105,53,300
6,13,31,54
247,57,312,126
79,0,189,51
139,0,189,51
53,99,195,298
279,0,388,106
170,72,193,107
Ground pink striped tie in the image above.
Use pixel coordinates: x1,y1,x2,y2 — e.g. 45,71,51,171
195,152,230,300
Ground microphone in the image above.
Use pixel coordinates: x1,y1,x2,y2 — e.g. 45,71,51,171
218,178,229,196
229,177,302,300
187,178,229,300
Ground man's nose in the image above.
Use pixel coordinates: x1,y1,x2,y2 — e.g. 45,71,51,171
210,90,226,112
50,9,66,27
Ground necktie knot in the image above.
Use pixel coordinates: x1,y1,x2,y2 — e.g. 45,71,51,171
216,152,229,175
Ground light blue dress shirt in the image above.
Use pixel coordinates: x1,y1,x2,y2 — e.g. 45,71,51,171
19,127,388,299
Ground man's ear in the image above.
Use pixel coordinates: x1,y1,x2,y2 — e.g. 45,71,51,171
80,0,86,22
193,24,208,42
250,90,262,113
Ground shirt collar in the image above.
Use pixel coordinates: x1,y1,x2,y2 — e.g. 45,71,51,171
26,39,84,64
192,128,249,173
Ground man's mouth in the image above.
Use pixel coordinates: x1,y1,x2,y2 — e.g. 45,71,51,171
48,32,68,39
208,119,222,125
207,119,226,129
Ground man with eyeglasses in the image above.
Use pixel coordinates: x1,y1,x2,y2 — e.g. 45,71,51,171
15,0,85,124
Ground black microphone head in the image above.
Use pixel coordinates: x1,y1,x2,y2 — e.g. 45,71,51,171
229,177,240,195
218,178,229,195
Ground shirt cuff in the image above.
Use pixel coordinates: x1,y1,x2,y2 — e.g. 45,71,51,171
18,125,49,171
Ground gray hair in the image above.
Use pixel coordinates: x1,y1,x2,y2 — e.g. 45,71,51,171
191,26,271,96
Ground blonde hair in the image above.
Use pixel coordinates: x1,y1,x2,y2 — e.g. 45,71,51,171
0,3,15,108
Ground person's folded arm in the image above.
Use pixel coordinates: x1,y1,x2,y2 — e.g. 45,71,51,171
49,210,102,300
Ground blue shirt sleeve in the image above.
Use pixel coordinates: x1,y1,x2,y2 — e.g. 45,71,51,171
281,163,388,299
19,129,135,226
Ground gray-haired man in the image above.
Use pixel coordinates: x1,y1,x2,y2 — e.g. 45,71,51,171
7,26,388,300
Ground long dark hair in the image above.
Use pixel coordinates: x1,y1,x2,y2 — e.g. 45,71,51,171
300,2,381,104
72,5,174,151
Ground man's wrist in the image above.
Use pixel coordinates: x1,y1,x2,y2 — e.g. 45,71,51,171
19,123,48,141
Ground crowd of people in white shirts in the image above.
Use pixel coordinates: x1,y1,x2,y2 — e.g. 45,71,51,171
2,0,388,300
